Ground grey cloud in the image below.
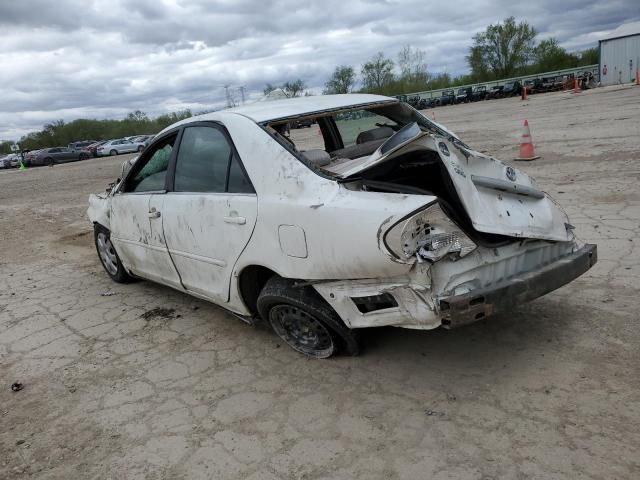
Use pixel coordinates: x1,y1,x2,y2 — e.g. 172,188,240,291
0,0,637,139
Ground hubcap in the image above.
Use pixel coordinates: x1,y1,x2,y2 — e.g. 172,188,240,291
269,305,334,358
97,232,118,275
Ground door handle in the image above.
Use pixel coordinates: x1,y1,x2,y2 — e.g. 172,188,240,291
148,209,161,219
224,215,246,225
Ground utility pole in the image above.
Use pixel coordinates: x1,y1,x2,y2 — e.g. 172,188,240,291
239,86,246,105
224,85,235,108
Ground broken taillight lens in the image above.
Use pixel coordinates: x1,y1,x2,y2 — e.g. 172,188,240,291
384,202,476,263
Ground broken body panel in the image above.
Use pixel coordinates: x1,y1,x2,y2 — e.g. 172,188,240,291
88,94,596,333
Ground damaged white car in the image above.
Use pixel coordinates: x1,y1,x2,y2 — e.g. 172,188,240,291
88,94,597,358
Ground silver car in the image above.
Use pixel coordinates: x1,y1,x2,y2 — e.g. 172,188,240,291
97,139,146,157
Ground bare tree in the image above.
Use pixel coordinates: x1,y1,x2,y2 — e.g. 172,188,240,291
397,45,428,86
282,79,307,97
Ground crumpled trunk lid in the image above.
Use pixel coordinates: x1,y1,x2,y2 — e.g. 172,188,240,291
339,133,572,242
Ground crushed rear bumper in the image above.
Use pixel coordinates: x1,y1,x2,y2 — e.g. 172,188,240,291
438,243,597,328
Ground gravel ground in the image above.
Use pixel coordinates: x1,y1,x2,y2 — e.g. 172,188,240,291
1,85,639,479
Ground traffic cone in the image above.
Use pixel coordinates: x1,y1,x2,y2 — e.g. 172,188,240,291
18,160,26,171
636,69,639,86
521,86,528,101
514,120,540,161
573,78,580,94
432,111,436,122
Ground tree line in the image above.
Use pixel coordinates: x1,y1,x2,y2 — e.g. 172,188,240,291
1,17,598,153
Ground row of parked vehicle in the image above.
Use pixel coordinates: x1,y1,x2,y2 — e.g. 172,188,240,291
0,134,155,168
399,71,596,110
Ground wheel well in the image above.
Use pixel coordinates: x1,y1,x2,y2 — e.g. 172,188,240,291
238,265,279,315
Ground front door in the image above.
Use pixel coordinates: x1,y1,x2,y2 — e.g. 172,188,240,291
161,124,257,303
109,132,182,288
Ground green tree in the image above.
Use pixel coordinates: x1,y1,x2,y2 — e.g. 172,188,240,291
361,52,395,92
468,16,537,79
324,65,356,94
578,47,598,66
533,38,578,71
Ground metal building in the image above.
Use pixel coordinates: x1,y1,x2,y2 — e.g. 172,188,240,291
599,23,640,86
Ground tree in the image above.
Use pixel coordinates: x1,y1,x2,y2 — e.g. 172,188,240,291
263,83,277,96
578,47,598,66
282,79,307,97
361,52,395,92
533,38,577,72
397,45,428,87
324,66,356,94
468,17,537,79
127,110,149,122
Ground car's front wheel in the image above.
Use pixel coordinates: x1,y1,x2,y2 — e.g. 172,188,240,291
257,277,359,358
110,149,118,156
94,225,132,283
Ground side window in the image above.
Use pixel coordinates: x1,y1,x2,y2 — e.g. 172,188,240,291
227,154,255,193
174,126,230,193
334,110,397,147
127,134,176,193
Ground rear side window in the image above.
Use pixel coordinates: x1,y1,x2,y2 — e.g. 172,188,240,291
174,125,254,194
334,110,398,147
174,127,230,193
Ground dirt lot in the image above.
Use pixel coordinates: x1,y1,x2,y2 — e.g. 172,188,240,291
1,85,639,479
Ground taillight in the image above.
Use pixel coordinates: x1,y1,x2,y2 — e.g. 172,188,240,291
384,202,476,263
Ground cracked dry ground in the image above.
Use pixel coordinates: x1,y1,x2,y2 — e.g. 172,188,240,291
1,86,639,479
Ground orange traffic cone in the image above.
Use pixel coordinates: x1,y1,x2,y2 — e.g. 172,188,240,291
573,78,580,94
521,86,528,101
636,69,639,86
514,120,540,161
432,111,436,122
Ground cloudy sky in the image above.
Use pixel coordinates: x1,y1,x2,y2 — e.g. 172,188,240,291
1,0,638,140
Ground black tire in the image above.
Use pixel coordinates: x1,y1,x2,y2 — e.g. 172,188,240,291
45,157,54,167
110,149,118,156
79,153,89,160
257,277,359,358
94,224,133,283
137,145,144,152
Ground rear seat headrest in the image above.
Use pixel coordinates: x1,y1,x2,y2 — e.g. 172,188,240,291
356,126,394,144
301,149,331,167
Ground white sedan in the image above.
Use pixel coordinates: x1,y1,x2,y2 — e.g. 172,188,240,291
97,138,146,156
88,94,597,358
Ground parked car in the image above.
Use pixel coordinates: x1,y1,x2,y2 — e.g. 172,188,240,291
487,85,504,99
0,153,21,168
502,80,522,97
292,119,313,129
97,139,146,156
25,147,89,166
472,86,488,101
437,90,456,106
455,87,473,104
69,140,97,151
86,141,106,157
88,94,597,358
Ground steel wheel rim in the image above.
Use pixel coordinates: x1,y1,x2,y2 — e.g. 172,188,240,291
269,305,334,357
97,232,118,275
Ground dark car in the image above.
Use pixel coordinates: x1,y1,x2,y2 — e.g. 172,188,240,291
502,81,522,97
455,87,473,103
26,147,89,166
437,90,455,106
86,141,107,157
293,119,313,128
472,85,488,101
487,85,504,99
69,140,97,151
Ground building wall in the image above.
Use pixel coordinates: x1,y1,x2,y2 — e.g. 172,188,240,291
599,33,640,86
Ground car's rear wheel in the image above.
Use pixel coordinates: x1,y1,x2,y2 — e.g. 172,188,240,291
137,145,144,152
79,153,88,160
94,224,132,283
110,149,118,156
45,157,54,166
257,277,359,358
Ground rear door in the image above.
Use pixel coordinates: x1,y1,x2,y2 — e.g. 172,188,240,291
109,132,183,288
161,123,257,304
